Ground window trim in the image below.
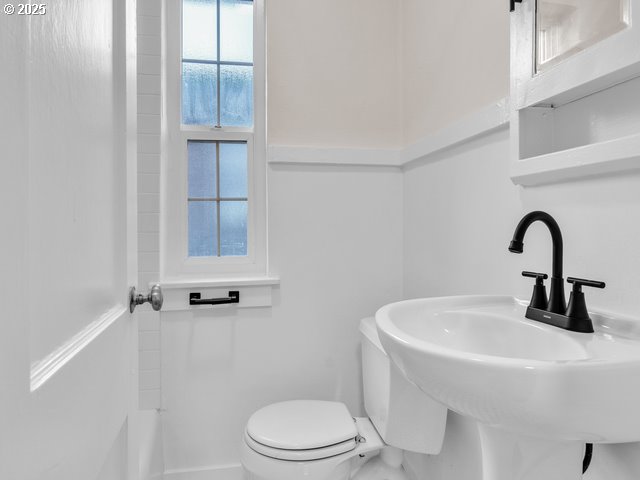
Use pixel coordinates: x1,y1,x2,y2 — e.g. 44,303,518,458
163,0,267,281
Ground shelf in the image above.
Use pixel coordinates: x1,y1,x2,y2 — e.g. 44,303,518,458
510,132,640,186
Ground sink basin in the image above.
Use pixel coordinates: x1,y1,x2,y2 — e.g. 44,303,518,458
376,295,640,443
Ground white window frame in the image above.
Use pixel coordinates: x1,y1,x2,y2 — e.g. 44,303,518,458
163,0,267,280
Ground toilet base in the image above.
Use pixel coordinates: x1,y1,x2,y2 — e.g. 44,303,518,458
352,447,409,480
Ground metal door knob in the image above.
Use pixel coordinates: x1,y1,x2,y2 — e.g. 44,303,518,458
129,284,163,313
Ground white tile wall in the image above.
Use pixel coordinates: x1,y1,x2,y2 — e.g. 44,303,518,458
139,55,162,75
137,3,162,409
139,213,160,234
139,311,161,332
139,330,161,353
139,153,161,173
138,75,161,95
138,135,161,154
138,0,161,17
138,174,161,194
138,96,162,116
138,194,161,214
139,233,160,253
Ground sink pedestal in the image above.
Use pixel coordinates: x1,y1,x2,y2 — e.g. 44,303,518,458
477,424,583,480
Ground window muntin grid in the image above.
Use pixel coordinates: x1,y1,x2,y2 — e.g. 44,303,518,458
187,140,248,257
182,0,254,127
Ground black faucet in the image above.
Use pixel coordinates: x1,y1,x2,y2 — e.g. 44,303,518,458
508,211,566,314
509,211,605,333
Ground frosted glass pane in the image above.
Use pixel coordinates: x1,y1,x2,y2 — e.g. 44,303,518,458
220,65,253,127
219,142,247,198
188,141,217,198
182,62,217,125
183,0,217,61
188,201,217,256
536,0,629,71
220,0,253,63
220,201,247,256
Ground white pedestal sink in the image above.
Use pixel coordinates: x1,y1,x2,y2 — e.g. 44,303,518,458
376,296,640,480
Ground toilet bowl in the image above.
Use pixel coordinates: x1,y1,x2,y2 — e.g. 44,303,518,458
241,404,384,480
240,317,448,480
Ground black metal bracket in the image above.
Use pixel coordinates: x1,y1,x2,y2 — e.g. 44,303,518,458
189,291,240,306
510,0,522,12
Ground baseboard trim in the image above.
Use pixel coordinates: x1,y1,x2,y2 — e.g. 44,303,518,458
163,464,243,480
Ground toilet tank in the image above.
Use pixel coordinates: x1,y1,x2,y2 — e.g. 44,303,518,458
360,317,447,454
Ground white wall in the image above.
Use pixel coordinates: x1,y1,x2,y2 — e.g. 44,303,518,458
267,0,403,148
404,129,520,300
403,126,640,480
401,0,509,143
139,410,164,480
137,0,163,409
405,129,640,314
96,423,128,480
160,164,403,475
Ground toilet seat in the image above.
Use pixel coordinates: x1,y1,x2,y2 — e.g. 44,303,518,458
245,400,359,461
244,431,357,461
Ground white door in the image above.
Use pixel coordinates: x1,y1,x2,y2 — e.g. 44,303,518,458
0,1,139,479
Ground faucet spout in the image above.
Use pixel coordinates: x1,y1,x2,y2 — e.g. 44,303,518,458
509,211,566,314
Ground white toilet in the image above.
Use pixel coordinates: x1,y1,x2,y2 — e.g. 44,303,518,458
240,317,448,480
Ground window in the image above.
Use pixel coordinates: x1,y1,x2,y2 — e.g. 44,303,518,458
187,140,248,257
182,0,254,128
164,0,266,279
535,0,629,72
183,0,253,258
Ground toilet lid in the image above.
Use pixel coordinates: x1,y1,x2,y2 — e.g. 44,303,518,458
246,400,358,450
245,431,357,461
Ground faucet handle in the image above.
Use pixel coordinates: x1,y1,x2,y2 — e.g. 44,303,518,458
522,271,548,284
567,277,606,290
522,271,549,310
565,277,605,333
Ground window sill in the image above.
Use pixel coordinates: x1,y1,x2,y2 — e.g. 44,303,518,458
157,276,279,311
158,275,280,289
